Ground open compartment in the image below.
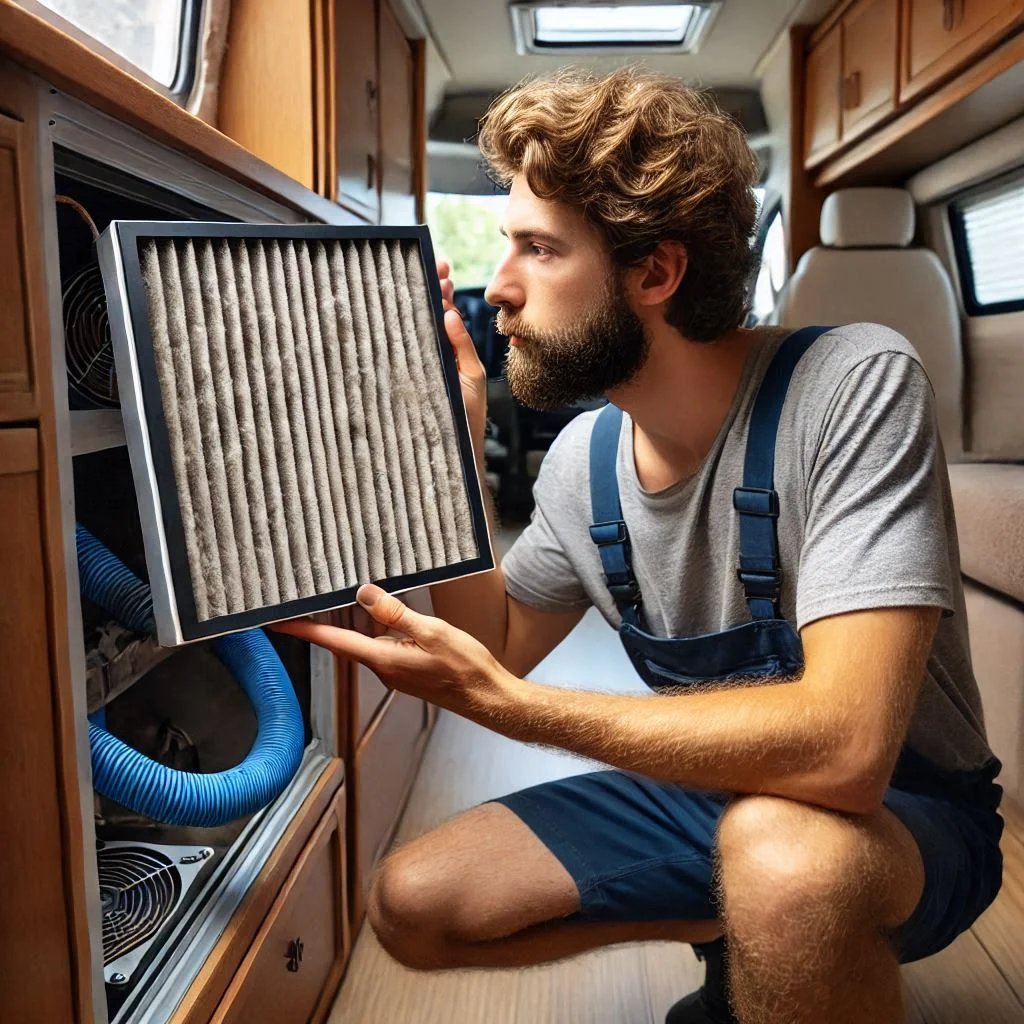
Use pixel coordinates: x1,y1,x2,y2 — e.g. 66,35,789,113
53,153,333,1024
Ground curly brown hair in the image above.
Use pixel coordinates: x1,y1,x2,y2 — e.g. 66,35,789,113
477,66,760,341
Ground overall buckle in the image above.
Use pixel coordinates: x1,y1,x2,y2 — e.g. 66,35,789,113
733,487,780,517
736,567,783,600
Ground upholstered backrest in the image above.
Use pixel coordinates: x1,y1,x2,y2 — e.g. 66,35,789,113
776,188,964,458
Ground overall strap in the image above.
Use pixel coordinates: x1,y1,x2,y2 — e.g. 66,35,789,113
734,325,833,620
588,403,642,626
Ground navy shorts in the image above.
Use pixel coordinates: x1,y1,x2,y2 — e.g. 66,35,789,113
491,770,1003,964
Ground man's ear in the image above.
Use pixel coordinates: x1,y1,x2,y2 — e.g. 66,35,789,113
628,241,688,308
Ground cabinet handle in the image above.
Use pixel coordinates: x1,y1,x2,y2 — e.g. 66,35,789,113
366,153,377,190
365,79,379,109
848,70,861,109
942,0,954,31
286,937,304,973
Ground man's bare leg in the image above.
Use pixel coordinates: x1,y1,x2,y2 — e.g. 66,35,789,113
716,795,925,1024
367,802,721,970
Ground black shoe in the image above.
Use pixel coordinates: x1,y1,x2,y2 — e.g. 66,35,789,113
664,938,737,1024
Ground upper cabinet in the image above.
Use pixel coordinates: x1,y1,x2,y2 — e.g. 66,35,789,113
336,0,381,221
216,0,424,224
841,0,899,138
804,0,1024,171
901,0,1024,100
804,0,898,167
803,26,842,164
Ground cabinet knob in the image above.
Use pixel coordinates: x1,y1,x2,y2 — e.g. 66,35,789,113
286,937,304,972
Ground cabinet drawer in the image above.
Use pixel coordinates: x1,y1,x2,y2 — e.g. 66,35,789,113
213,786,348,1024
0,114,37,421
901,0,1024,101
356,690,429,896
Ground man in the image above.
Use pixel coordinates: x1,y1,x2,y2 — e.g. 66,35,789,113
276,68,1003,1023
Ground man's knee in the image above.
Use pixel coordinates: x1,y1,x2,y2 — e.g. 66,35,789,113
715,795,885,939
367,849,457,970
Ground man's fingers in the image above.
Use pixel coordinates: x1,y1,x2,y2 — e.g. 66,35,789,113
269,618,384,664
356,584,436,641
444,309,483,376
437,258,450,279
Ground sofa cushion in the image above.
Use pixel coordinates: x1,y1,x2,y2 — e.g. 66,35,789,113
948,463,1024,604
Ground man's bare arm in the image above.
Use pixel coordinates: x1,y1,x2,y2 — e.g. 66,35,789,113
467,605,939,815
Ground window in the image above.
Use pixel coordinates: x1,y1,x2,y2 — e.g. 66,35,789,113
751,200,786,323
33,0,201,94
510,2,720,55
950,171,1024,315
426,193,510,289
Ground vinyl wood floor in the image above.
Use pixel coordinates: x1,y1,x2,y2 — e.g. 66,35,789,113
329,607,1024,1024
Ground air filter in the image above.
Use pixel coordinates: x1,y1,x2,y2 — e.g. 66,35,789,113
98,223,492,646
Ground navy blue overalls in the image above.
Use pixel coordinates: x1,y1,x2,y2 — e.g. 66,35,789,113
495,324,1002,964
587,325,827,690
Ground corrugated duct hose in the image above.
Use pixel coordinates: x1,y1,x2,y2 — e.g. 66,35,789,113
77,524,305,826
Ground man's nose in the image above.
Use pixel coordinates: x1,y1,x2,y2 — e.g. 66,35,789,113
485,259,524,309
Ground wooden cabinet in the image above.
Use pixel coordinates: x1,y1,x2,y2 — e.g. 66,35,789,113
213,784,350,1024
351,690,431,921
900,0,1024,101
804,27,843,164
841,0,899,137
0,430,77,1023
0,111,41,422
336,0,381,220
218,0,317,190
804,0,899,166
378,0,418,225
803,0,1024,173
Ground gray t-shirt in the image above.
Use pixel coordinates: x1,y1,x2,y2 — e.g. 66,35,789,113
502,323,994,776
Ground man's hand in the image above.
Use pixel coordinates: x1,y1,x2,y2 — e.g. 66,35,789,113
271,584,514,712
437,258,488,454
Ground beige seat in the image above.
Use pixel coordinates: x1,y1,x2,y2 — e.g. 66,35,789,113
776,187,1024,803
776,188,963,457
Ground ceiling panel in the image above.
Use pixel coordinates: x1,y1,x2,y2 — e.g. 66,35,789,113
420,0,804,91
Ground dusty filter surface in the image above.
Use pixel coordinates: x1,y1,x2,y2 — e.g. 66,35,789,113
138,235,478,622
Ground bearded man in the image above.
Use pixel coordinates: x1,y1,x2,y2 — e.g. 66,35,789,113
277,67,1003,1024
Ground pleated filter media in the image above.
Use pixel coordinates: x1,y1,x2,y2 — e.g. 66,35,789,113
98,223,492,645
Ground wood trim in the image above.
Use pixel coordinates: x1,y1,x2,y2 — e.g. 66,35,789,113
789,26,828,272
0,60,95,1022
0,0,346,223
814,23,1024,185
412,37,427,224
171,759,346,1024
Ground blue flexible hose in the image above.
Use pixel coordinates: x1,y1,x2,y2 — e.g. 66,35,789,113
77,525,305,827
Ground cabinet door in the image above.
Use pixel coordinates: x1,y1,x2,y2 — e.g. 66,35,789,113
0,112,40,422
212,785,349,1024
353,690,430,919
378,1,418,225
0,429,77,1022
841,0,899,141
336,0,381,221
803,27,843,167
901,0,1024,102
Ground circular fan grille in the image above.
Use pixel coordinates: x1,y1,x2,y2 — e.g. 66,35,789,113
64,262,119,408
99,846,182,966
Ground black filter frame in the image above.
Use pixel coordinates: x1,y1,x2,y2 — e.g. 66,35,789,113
100,221,494,644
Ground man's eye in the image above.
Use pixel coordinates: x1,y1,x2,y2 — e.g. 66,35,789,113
531,244,551,257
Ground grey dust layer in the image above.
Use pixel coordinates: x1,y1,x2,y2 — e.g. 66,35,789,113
139,236,477,622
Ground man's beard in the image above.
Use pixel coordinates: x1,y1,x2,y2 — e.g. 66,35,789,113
495,274,650,411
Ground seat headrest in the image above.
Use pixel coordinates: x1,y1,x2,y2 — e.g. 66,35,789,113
820,188,915,248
